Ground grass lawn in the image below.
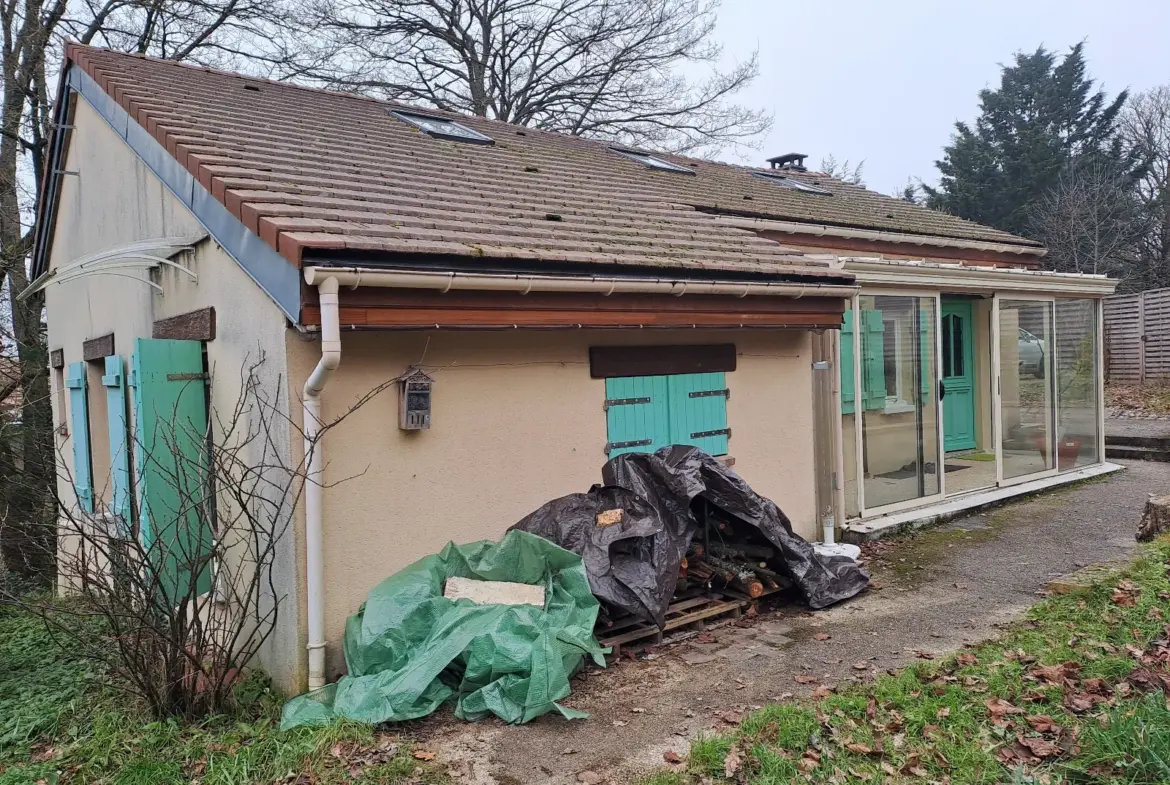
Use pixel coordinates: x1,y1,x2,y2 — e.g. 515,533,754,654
641,540,1170,785
0,599,449,785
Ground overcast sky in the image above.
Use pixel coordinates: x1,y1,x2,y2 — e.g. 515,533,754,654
712,0,1170,196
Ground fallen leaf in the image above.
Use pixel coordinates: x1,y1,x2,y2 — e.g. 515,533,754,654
718,710,743,725
813,632,831,641
880,761,898,775
915,651,936,660
724,744,742,777
1026,715,1061,734
922,723,940,738
562,748,577,756
956,653,978,666
412,750,437,761
846,743,874,755
663,751,683,764
1018,735,1061,758
812,684,837,699
852,662,869,671
936,706,951,718
630,707,646,713
1030,662,1079,684
1063,693,1097,713
1112,589,1137,607
612,720,628,727
985,698,1025,717
794,674,819,684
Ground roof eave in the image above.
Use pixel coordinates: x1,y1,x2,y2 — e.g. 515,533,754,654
712,215,1046,258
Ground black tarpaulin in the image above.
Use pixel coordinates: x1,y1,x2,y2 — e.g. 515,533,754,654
511,445,870,627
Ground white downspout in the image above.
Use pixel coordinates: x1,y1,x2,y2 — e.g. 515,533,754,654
304,275,340,692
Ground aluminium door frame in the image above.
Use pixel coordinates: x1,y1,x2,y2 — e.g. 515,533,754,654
855,288,946,519
993,293,1060,488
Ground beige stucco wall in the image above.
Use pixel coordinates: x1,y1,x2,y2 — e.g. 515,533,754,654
45,96,303,693
284,328,817,679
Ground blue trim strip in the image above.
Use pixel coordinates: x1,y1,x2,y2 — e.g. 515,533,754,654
63,66,301,322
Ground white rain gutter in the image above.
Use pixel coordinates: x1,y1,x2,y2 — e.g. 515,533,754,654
303,275,340,692
713,216,1048,258
302,266,860,299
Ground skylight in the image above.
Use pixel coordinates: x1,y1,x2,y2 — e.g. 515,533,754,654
612,147,695,175
391,110,494,145
752,171,833,195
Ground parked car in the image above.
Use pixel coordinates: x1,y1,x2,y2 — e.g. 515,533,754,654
1019,328,1046,378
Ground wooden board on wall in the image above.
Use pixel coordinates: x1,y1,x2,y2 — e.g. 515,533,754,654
300,287,847,329
153,307,216,342
589,344,737,378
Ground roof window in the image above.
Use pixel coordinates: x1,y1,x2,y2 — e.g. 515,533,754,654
752,171,832,195
391,110,493,145
612,147,695,175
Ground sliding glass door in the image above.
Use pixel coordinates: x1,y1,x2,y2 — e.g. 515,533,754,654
855,294,941,513
997,299,1056,482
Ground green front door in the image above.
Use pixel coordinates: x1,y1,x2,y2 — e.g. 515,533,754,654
941,300,977,451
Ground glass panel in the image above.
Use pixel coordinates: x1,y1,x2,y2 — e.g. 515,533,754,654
942,315,953,378
999,300,1055,479
953,316,964,376
1055,299,1101,469
860,295,939,509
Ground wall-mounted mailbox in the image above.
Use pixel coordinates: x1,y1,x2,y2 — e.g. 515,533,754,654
399,369,433,430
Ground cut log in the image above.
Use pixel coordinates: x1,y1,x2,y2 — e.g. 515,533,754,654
1137,494,1170,542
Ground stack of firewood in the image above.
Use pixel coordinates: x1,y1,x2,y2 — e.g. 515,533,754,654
679,540,790,598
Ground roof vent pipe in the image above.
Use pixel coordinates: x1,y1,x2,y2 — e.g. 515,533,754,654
767,153,808,171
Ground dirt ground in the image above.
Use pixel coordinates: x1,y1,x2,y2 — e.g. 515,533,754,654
426,460,1168,785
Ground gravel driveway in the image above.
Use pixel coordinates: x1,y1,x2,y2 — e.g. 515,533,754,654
431,460,1168,785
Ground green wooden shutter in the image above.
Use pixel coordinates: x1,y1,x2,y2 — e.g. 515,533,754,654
131,338,212,602
102,355,132,532
919,310,932,400
841,310,856,415
668,372,729,456
605,375,670,456
861,309,887,411
65,362,94,513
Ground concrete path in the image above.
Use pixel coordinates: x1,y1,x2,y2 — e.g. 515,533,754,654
1106,416,1170,439
429,460,1170,785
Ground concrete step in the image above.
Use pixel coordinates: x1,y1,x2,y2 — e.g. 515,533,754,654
1105,434,1170,449
1105,443,1170,462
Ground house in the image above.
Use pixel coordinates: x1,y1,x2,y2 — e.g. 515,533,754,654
31,45,1118,694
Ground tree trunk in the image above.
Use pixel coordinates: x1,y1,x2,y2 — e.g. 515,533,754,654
1137,494,1170,542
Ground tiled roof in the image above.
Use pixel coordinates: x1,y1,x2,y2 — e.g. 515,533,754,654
63,46,1039,284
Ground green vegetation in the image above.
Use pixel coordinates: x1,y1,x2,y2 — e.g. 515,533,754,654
0,599,448,784
644,540,1170,784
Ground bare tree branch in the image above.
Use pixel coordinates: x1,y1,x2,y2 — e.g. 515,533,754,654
306,0,771,156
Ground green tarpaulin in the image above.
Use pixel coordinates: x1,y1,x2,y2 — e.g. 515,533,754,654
281,530,607,729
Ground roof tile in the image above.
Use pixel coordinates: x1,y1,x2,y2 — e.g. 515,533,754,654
63,45,1041,284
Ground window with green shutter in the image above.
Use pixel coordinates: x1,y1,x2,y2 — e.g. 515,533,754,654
861,309,888,411
605,372,729,456
841,309,856,415
65,362,94,513
131,338,213,603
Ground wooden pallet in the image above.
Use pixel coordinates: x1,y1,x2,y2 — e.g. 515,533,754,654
598,585,786,657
